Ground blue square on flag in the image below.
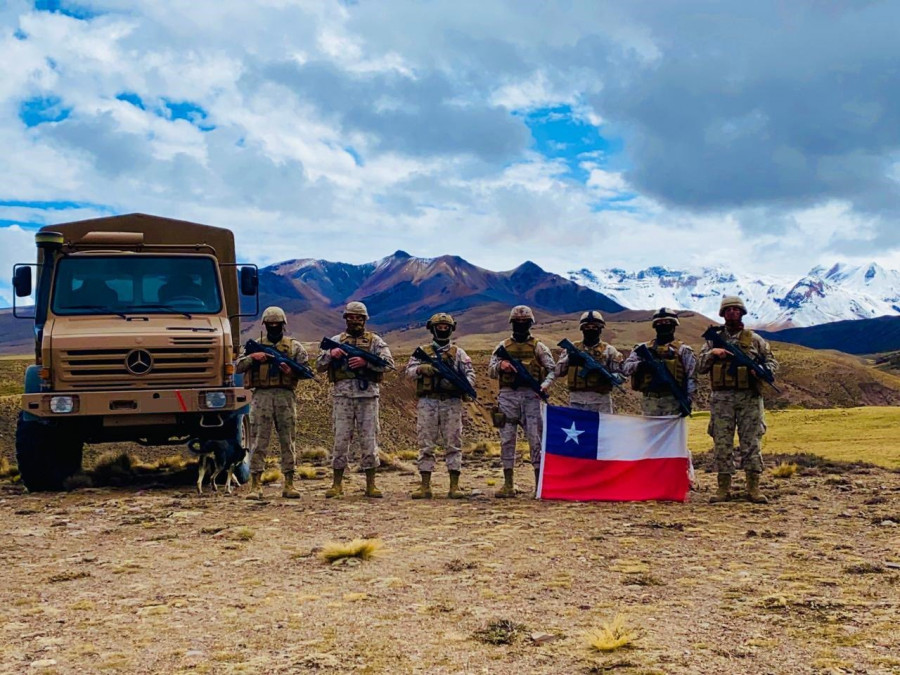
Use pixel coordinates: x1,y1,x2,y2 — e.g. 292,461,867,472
544,405,598,460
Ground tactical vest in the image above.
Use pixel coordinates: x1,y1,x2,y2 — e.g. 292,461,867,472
709,329,756,391
498,337,546,389
328,331,384,384
632,340,687,393
416,344,462,397
245,337,300,390
567,340,614,393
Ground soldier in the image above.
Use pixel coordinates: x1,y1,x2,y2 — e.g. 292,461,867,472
404,312,476,499
622,308,697,416
488,305,556,498
555,310,624,413
316,301,394,499
698,296,778,504
235,306,308,500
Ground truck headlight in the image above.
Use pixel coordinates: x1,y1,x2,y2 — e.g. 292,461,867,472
204,392,228,409
50,396,75,414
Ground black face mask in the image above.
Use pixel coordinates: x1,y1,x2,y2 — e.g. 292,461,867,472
581,329,601,346
511,321,532,342
655,327,676,344
433,327,453,343
265,324,284,343
346,320,365,337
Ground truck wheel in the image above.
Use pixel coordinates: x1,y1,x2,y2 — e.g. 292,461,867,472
234,413,251,484
15,413,84,492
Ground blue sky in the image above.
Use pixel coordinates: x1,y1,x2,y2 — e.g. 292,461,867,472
2,0,900,304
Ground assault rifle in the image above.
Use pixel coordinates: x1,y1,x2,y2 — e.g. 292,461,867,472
557,338,626,392
244,339,316,380
494,345,549,401
701,326,780,393
319,336,395,372
412,346,478,400
633,344,692,417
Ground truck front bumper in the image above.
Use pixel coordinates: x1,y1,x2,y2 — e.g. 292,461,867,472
22,387,251,418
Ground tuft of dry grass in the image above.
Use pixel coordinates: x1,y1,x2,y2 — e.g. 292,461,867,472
154,454,189,471
377,451,416,474
586,614,640,652
319,538,382,563
260,468,283,485
473,618,525,645
772,462,799,478
301,447,328,461
296,465,318,480
396,450,419,461
233,527,255,541
0,456,18,480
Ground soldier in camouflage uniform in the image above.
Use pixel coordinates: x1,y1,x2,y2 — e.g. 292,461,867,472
235,306,308,500
622,308,697,416
555,310,624,413
404,312,476,499
316,301,394,499
488,305,556,498
698,296,778,504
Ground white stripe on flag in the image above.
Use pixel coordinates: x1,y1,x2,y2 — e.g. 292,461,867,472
594,413,688,461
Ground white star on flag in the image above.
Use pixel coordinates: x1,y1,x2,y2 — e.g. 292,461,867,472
562,421,585,444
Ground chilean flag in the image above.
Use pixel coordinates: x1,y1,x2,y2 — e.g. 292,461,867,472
538,405,692,502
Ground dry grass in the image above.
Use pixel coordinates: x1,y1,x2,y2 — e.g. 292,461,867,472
0,456,18,480
688,407,900,469
300,447,328,461
473,619,525,645
396,450,419,461
586,615,640,652
233,527,255,541
260,468,283,485
772,462,799,478
319,538,382,563
296,465,318,480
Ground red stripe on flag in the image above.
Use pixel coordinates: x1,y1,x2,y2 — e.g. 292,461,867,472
540,453,690,502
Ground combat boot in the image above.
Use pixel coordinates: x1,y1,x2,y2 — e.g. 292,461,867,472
411,472,433,499
746,471,769,504
708,473,732,503
495,468,516,499
447,470,466,499
245,471,264,500
281,471,300,499
364,468,383,498
325,468,344,499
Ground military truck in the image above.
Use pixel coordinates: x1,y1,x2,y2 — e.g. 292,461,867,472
11,213,259,491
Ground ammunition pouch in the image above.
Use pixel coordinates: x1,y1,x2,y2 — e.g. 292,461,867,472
491,405,506,428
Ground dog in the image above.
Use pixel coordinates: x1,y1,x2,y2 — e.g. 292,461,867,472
188,438,247,495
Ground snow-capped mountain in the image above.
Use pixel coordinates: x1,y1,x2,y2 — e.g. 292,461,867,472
567,263,900,328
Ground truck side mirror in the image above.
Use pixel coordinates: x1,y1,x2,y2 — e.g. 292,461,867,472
13,265,32,297
239,266,258,296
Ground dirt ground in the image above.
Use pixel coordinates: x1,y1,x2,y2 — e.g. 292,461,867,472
2,455,899,675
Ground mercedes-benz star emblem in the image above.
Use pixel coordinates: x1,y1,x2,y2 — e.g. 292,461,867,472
125,349,153,375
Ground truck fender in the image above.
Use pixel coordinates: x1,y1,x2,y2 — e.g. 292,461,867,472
22,365,42,422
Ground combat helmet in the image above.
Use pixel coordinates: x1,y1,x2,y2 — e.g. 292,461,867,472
262,306,287,324
426,312,456,332
579,310,605,327
651,307,680,327
343,301,369,319
719,295,747,317
508,305,535,323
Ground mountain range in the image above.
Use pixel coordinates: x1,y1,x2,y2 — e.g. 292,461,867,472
568,262,900,328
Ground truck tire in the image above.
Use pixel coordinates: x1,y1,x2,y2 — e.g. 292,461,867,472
15,413,84,492
234,413,251,484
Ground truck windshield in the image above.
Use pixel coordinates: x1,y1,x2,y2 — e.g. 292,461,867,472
51,256,223,316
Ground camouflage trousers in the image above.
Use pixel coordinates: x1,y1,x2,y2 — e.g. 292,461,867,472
640,394,683,417
708,389,767,474
497,389,543,470
416,397,463,473
249,388,297,472
568,391,613,413
332,396,380,471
